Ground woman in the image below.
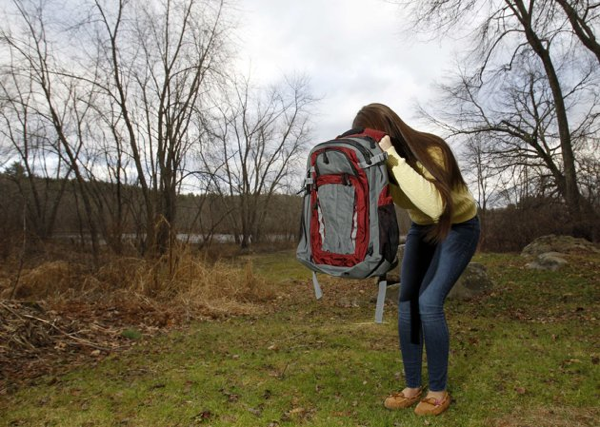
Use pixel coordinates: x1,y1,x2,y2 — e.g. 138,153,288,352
352,103,480,416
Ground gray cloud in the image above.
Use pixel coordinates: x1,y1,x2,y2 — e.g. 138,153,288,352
236,0,457,142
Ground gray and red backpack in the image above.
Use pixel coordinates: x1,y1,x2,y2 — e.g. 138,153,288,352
296,128,400,322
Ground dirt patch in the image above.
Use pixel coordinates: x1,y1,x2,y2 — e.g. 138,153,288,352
490,406,600,427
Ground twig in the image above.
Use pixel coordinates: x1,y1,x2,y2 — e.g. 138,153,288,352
0,302,25,320
279,361,291,379
9,207,27,300
19,313,115,351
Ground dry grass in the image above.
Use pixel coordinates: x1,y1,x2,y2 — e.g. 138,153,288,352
0,244,278,318
5,261,86,299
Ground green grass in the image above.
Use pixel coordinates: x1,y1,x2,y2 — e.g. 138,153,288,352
1,252,599,426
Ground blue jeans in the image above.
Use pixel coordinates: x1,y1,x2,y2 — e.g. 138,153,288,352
398,216,480,391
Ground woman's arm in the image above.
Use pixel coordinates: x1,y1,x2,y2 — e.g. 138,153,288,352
380,136,444,220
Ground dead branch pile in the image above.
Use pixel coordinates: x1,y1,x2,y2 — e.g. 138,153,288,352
0,300,133,391
0,247,282,392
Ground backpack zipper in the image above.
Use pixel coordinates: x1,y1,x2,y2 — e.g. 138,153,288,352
313,138,375,165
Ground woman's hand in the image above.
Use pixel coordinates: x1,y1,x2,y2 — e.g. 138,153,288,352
381,135,409,159
379,135,393,151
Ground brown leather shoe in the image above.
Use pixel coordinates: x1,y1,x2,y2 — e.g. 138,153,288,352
384,388,422,410
414,392,451,416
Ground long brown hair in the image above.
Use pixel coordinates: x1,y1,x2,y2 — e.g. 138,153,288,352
352,103,467,242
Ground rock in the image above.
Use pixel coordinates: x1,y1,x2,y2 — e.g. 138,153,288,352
448,262,494,301
526,252,568,271
385,283,400,305
521,234,599,257
368,282,399,305
338,296,361,308
397,244,405,264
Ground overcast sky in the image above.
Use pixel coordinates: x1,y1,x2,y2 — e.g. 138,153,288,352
235,0,458,143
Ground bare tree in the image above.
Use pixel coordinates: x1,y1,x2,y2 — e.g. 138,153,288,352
81,103,136,254
460,133,507,246
555,0,600,64
88,0,231,255
0,68,72,241
1,0,103,265
576,140,600,208
400,0,600,237
200,75,316,249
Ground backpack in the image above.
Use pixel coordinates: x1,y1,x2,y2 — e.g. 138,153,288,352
296,128,400,322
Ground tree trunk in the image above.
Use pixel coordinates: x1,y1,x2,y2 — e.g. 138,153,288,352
510,0,584,228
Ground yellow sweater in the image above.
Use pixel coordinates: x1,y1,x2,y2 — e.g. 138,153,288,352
384,144,477,225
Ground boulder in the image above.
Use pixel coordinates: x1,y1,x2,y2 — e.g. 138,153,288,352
397,244,405,265
447,262,494,301
368,282,400,305
526,251,568,271
521,234,599,257
385,283,400,305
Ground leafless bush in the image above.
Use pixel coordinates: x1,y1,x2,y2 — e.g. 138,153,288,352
480,200,575,252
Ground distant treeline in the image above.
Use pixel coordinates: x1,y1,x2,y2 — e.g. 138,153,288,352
0,171,302,258
1,170,597,260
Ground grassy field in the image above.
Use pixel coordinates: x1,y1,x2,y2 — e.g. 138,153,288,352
1,251,599,426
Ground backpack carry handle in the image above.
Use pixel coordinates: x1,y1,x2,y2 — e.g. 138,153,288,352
337,128,387,145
